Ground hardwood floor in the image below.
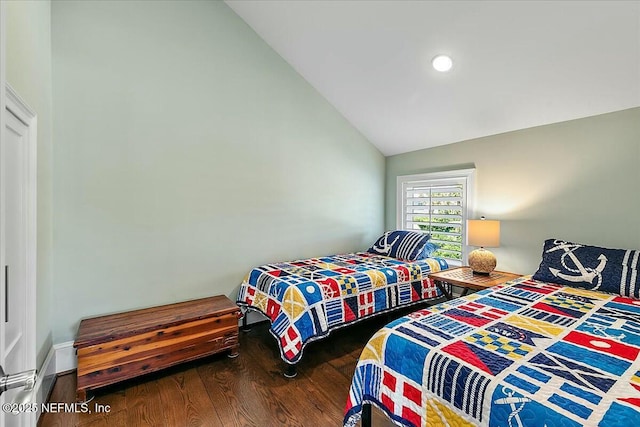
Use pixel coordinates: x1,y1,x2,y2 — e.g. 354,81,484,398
38,311,416,427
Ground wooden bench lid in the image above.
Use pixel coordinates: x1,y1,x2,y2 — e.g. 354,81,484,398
74,295,239,348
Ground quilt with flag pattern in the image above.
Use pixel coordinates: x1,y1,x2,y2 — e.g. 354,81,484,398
344,276,640,427
236,252,448,364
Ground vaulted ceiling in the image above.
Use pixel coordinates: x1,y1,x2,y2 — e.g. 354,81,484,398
227,1,640,156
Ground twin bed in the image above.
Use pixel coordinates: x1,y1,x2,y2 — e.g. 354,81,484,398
237,234,640,426
236,230,448,376
345,239,640,427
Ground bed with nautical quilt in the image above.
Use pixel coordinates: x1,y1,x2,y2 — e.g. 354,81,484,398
236,231,449,376
344,239,640,427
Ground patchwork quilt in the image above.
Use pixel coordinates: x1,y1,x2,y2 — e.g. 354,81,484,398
344,277,640,427
236,252,448,364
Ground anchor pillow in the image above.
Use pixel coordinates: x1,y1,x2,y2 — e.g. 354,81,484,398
367,230,435,261
532,238,640,298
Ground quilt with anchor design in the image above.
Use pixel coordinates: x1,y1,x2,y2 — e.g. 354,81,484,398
236,252,448,364
344,276,640,427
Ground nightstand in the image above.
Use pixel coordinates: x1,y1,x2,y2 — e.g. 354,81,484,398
428,267,521,300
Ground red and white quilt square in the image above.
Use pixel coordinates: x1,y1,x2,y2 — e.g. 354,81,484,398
380,370,422,427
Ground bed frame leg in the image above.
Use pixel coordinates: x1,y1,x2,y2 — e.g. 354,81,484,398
241,311,251,332
284,363,297,378
362,403,371,427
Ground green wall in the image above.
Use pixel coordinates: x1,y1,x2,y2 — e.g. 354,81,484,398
51,1,385,342
11,0,640,357
6,0,53,368
386,108,640,275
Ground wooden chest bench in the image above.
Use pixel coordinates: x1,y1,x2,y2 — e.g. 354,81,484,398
74,295,240,401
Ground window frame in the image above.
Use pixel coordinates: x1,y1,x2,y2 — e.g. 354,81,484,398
396,169,476,266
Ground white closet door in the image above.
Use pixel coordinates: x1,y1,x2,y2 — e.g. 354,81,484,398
3,109,29,427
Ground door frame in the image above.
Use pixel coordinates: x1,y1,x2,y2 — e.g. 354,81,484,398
5,83,38,375
0,3,7,423
1,0,38,421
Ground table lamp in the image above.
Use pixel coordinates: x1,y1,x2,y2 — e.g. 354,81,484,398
467,217,500,274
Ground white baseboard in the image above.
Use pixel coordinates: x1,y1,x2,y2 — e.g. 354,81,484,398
33,345,57,422
53,341,77,373
33,341,75,421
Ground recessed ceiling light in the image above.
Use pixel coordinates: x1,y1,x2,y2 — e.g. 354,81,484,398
432,55,453,72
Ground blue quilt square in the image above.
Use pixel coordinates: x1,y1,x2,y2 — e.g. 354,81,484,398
374,288,388,311
600,402,640,427
489,386,582,427
316,269,339,277
296,281,323,305
293,312,315,342
382,268,398,284
384,334,430,384
354,273,373,291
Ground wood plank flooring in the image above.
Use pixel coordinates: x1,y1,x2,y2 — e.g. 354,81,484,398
38,309,422,427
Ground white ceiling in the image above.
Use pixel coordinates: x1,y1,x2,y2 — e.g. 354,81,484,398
226,1,640,156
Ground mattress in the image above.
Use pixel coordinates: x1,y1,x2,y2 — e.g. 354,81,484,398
344,276,640,427
236,251,448,364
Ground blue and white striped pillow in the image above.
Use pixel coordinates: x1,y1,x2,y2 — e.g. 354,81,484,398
367,230,434,261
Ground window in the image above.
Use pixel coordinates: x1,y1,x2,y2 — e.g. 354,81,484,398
397,169,475,265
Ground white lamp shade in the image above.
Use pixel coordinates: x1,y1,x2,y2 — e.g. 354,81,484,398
467,219,500,247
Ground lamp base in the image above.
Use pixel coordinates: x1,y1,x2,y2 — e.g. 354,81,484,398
468,248,496,274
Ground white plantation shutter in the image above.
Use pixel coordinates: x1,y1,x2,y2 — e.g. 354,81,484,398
397,169,475,265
